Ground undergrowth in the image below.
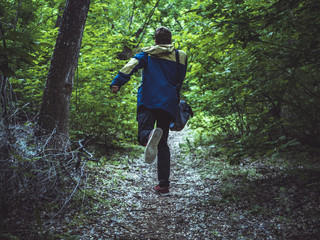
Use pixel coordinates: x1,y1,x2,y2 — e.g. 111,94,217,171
178,129,320,238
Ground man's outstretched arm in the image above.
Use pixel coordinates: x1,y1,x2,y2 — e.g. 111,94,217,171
110,52,148,92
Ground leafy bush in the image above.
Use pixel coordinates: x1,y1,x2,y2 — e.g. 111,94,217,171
180,0,320,158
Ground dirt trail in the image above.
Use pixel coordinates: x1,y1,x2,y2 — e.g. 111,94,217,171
3,126,319,239
65,128,320,240
79,129,221,239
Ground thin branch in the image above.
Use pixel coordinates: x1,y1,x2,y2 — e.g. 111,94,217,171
175,17,183,30
14,1,22,31
128,0,137,32
295,77,320,100
30,13,60,33
78,139,93,158
257,39,314,54
136,0,161,48
0,22,7,49
45,158,87,223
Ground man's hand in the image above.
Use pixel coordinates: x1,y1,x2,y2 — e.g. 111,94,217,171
111,85,119,94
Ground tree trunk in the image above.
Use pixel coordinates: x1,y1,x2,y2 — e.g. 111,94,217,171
0,74,10,156
0,22,10,156
37,0,91,149
54,4,65,29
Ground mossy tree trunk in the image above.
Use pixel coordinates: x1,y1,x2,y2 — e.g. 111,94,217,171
37,0,91,149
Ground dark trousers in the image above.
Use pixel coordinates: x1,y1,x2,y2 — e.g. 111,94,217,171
137,106,172,187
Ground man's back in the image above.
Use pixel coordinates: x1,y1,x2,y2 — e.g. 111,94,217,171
111,43,187,118
138,44,187,118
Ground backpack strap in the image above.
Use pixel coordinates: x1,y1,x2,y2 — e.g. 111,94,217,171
175,49,181,102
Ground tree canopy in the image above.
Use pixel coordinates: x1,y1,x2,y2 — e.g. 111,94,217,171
1,0,319,157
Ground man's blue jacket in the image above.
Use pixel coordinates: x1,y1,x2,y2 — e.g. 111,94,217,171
111,44,187,119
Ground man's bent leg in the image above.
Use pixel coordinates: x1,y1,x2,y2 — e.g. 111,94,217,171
137,106,156,146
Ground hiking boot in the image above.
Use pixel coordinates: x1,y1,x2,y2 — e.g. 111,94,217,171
144,128,163,164
153,185,169,196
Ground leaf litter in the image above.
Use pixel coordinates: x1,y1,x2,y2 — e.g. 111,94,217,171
50,129,320,240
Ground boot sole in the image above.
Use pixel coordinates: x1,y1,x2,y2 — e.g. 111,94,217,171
145,128,163,164
152,187,170,197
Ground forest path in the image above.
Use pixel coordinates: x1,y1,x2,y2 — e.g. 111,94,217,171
59,128,320,240
82,129,223,239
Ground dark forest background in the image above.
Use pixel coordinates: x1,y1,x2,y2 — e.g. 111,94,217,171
1,0,320,239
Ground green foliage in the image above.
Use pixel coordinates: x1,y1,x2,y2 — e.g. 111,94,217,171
180,0,320,159
0,0,37,76
70,31,138,142
4,0,320,157
0,233,19,240
5,0,196,145
3,0,63,116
